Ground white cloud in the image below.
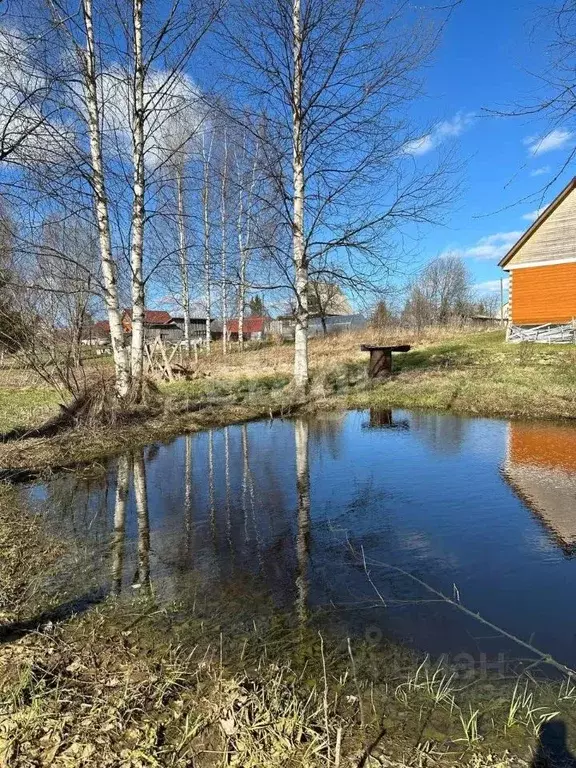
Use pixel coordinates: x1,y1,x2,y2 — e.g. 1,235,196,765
524,129,574,156
0,26,74,167
441,231,523,261
530,165,550,177
521,207,546,222
402,111,475,156
473,279,509,293
402,134,435,156
91,68,205,169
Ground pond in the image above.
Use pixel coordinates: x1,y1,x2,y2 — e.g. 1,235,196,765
21,409,576,672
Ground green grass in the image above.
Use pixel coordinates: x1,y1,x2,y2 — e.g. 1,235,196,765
2,329,576,457
164,372,291,402
0,388,62,433
348,331,576,419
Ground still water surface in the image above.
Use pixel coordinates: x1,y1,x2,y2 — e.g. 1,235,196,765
22,409,576,668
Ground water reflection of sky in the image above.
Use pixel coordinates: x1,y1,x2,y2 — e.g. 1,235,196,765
21,409,576,669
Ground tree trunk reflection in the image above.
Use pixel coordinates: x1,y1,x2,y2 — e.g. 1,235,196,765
295,418,310,624
111,454,130,596
133,452,151,594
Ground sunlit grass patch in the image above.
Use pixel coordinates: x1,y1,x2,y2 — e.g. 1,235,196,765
0,388,62,433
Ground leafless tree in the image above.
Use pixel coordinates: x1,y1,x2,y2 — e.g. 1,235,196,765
403,255,471,329
0,25,60,167
0,208,106,400
223,0,458,386
495,2,576,191
234,127,261,351
149,87,207,356
201,129,215,352
220,129,230,354
370,299,394,329
6,0,222,401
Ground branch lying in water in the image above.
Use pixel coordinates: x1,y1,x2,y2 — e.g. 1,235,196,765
349,541,576,680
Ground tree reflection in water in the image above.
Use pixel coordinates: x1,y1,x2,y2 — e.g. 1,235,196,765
184,434,193,557
21,410,576,669
133,452,151,594
295,418,311,625
111,455,130,597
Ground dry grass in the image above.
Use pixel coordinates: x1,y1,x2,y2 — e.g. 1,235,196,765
189,325,472,382
2,325,576,472
167,326,576,420
1,598,565,768
0,485,65,623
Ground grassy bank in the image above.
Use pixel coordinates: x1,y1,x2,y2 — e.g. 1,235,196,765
180,327,576,420
348,331,576,419
1,485,575,767
2,327,576,472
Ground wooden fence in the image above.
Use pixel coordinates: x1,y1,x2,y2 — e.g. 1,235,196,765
507,322,576,344
144,337,204,381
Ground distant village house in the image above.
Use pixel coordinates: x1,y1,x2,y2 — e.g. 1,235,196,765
83,310,211,346
270,281,365,338
224,316,268,341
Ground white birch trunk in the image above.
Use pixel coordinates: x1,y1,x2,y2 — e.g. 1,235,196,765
176,164,191,356
236,139,258,353
238,249,246,352
81,0,130,398
292,0,308,387
202,133,213,352
221,131,229,355
130,0,146,396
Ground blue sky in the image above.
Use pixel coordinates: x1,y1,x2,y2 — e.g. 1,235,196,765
409,0,573,295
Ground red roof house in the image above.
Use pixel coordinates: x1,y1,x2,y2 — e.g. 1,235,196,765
93,320,110,335
225,316,267,340
121,309,172,331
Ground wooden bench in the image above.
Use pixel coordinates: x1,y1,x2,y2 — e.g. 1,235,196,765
360,344,411,378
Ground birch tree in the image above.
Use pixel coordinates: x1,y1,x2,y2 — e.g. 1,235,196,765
81,0,131,396
202,130,214,352
235,130,261,351
144,83,207,357
17,0,221,401
224,0,457,387
220,129,230,354
129,0,146,398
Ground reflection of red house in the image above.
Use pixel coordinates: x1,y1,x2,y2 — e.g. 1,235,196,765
504,422,576,550
225,316,267,341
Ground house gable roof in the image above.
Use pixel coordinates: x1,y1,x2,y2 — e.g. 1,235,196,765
122,309,173,325
499,176,576,268
226,316,265,334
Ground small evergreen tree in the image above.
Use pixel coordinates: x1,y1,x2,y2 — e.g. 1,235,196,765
0,267,26,352
371,300,392,328
248,295,265,316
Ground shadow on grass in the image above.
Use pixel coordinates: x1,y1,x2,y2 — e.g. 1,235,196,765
394,342,475,373
0,591,106,645
532,720,576,767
